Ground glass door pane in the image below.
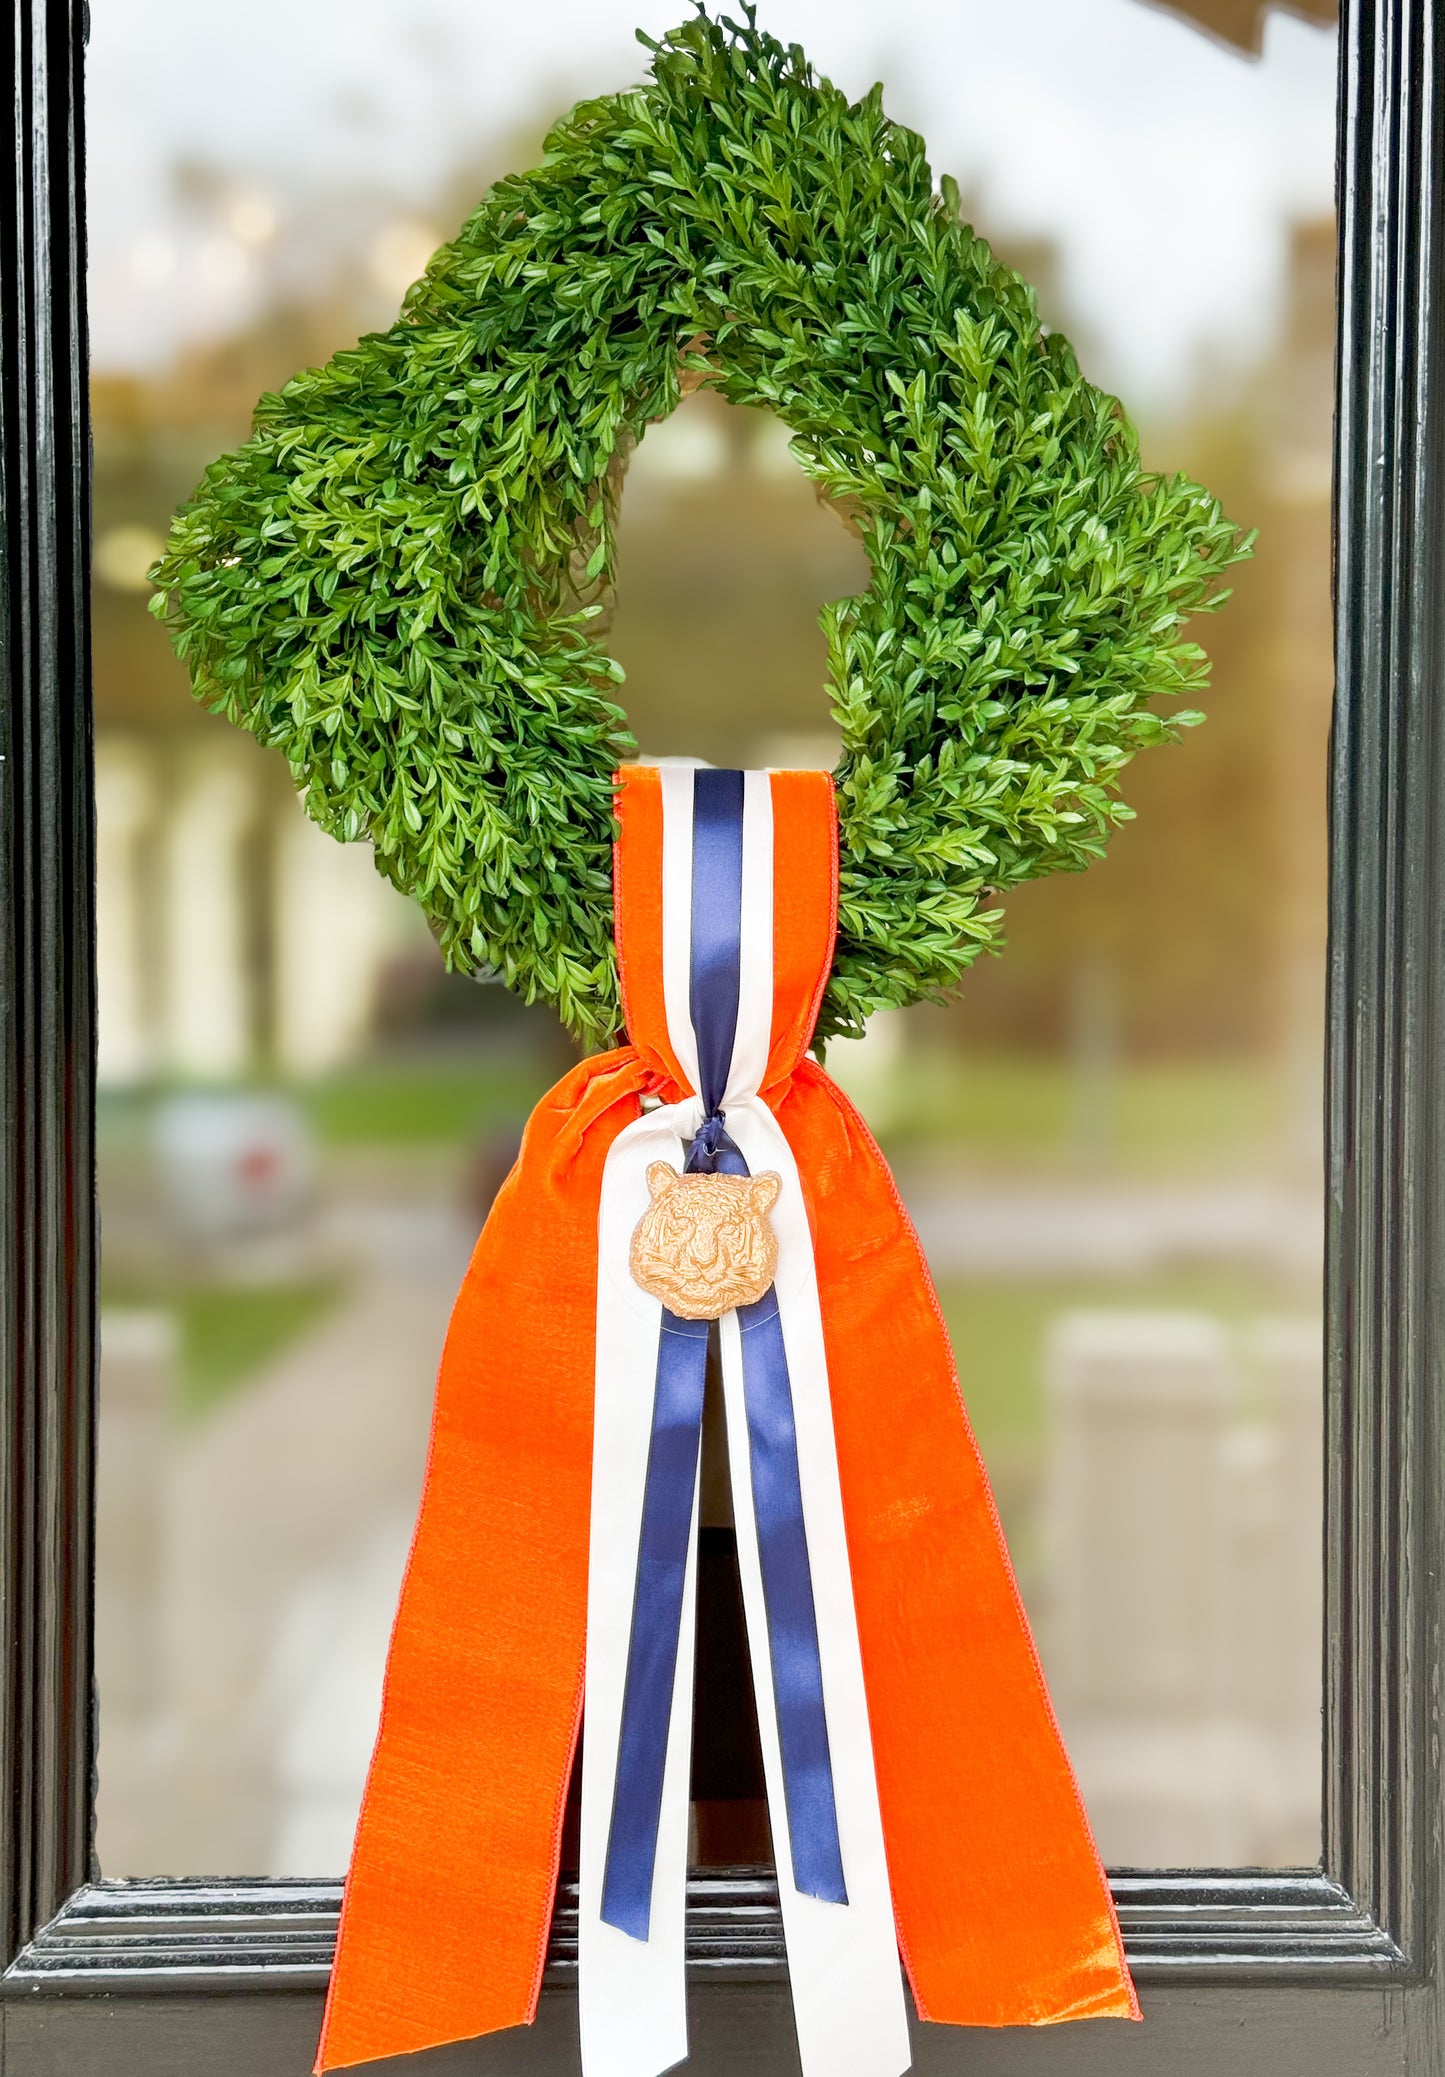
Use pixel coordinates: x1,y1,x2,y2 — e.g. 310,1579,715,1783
89,0,1336,1876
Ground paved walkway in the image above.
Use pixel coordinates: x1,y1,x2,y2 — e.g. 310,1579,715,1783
98,1202,474,1876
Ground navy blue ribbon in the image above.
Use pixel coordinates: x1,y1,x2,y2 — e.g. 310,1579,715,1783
597,1309,709,1937
687,768,744,1134
734,1286,848,1905
601,771,846,1940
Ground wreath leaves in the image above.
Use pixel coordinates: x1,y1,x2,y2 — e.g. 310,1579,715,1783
151,5,1249,1052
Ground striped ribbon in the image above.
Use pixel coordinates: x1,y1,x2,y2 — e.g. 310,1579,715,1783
600,770,846,1935
578,768,910,2077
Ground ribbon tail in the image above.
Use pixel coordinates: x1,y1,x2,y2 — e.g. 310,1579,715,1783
598,1306,708,1940
779,1061,1139,2029
579,1101,708,2077
317,1050,648,2076
720,1096,912,2077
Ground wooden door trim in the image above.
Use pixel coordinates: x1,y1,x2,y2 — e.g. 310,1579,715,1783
2,0,1441,2066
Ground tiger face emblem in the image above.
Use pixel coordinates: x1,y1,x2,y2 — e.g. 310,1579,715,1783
629,1162,781,1320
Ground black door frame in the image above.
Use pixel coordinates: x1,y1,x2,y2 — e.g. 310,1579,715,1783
3,0,1442,2070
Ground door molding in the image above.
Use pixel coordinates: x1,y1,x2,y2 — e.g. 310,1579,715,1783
1327,0,1444,2004
0,0,96,1978
2,0,1441,2068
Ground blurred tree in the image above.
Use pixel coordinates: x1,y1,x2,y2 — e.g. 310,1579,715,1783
948,218,1333,1074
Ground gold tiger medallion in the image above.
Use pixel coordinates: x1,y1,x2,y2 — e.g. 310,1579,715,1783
629,1161,781,1320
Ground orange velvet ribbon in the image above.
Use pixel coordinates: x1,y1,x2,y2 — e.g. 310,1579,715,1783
317,768,1136,2073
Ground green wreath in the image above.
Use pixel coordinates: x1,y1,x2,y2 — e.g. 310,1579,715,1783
151,7,1248,1053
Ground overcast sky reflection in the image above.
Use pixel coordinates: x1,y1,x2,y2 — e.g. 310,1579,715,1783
87,0,1336,408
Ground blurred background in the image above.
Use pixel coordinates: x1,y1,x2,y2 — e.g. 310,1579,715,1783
89,0,1337,1878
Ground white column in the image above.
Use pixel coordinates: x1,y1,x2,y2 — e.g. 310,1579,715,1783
1047,1310,1234,1714
1248,1319,1324,1738
93,1308,177,1874
159,748,258,1080
1044,1310,1242,1864
272,803,402,1076
1228,1318,1323,1863
94,738,155,1086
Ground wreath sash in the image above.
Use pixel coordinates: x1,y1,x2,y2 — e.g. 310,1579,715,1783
315,767,1137,2077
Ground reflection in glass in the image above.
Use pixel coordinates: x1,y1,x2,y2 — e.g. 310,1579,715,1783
91,0,1335,1876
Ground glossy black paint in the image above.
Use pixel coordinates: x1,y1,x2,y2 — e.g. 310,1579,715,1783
0,0,96,1978
2,0,1443,2068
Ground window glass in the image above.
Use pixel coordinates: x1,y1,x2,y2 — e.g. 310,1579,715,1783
90,0,1337,1876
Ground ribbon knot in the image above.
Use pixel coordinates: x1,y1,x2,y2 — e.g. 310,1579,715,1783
683,1107,738,1174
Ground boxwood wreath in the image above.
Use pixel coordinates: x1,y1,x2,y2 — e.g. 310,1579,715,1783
151,6,1249,1054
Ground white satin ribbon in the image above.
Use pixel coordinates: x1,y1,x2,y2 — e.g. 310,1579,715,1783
578,769,910,2077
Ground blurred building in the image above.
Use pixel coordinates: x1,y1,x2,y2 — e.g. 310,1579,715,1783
95,732,417,1084
939,213,1335,1102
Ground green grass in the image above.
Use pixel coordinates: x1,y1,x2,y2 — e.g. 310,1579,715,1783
871,1053,1277,1172
935,1265,1301,1451
96,1057,563,1153
297,1058,558,1146
98,1052,1277,1167
178,1281,340,1416
102,1280,341,1420
295,1051,1280,1168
